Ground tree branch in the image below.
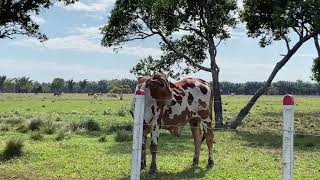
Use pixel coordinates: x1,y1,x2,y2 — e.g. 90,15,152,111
282,35,291,52
314,34,320,57
154,29,211,72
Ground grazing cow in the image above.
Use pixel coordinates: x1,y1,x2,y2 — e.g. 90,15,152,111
53,92,62,96
130,73,214,174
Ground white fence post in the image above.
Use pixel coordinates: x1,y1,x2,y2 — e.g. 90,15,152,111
282,94,294,180
131,89,145,180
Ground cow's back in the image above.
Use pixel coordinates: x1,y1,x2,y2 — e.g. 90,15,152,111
162,78,212,127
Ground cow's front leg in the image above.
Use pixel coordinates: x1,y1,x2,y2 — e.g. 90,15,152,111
149,124,159,174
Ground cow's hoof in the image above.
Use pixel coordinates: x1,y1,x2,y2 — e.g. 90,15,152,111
206,159,214,169
141,160,146,170
149,168,157,174
192,158,199,168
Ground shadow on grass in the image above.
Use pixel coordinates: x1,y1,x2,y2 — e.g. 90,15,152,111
119,166,210,180
235,131,320,151
107,131,195,155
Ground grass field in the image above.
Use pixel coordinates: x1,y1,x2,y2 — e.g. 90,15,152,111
0,93,319,179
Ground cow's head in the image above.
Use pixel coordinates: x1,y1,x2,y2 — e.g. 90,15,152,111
145,73,175,106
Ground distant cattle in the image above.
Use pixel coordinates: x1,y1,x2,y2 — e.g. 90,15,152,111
130,73,214,173
106,93,117,98
53,92,62,96
88,93,94,96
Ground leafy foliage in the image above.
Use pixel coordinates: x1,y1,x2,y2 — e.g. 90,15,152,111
102,0,238,78
0,0,78,41
241,0,320,47
311,57,320,83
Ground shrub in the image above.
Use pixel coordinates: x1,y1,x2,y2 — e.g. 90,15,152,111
16,125,28,133
55,129,65,141
30,131,43,141
0,124,9,131
103,109,112,115
69,118,100,132
42,120,56,134
98,135,107,143
5,116,23,125
108,124,133,133
27,118,43,131
2,138,24,159
115,130,132,142
117,107,126,117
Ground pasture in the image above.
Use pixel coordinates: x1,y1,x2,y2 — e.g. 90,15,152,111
0,93,319,179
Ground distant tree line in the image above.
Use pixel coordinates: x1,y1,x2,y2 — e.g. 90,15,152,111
0,76,136,94
220,80,320,95
0,75,319,95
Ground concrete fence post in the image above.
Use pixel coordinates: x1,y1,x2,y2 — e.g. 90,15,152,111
282,94,294,180
130,89,145,180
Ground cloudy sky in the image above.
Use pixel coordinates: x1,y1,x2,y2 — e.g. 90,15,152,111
0,0,318,83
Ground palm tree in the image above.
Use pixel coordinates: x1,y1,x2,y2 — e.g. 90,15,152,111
66,79,75,93
0,75,6,92
79,79,88,93
14,77,32,93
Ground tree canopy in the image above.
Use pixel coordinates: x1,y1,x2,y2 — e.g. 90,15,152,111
0,0,77,41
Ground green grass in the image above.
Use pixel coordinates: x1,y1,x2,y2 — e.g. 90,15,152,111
0,93,319,179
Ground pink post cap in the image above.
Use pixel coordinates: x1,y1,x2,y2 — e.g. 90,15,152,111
135,89,144,95
283,95,294,105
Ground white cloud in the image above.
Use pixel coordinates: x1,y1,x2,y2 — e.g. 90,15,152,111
31,15,46,24
13,25,161,58
61,0,116,12
0,58,134,81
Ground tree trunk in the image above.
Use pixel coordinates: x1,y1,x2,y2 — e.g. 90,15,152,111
211,70,223,128
228,33,315,129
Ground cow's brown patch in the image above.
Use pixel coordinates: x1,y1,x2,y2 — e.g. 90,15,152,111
198,99,207,108
174,94,183,105
198,84,208,95
151,105,155,115
198,110,210,119
188,93,194,105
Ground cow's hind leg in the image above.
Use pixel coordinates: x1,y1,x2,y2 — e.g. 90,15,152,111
149,124,159,174
203,121,214,169
190,119,201,168
141,132,147,170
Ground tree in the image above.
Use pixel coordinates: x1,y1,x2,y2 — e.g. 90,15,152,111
97,80,109,93
78,79,88,93
66,79,76,93
0,0,77,40
228,0,320,128
101,0,238,128
51,78,65,93
0,75,6,92
14,77,32,93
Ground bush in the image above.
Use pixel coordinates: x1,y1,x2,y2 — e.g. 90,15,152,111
115,130,132,142
30,131,43,141
108,124,133,133
117,107,126,117
16,125,28,133
2,138,24,159
98,135,107,143
103,109,112,115
69,118,100,132
27,118,43,131
55,129,65,141
42,120,56,134
5,116,23,125
0,124,9,131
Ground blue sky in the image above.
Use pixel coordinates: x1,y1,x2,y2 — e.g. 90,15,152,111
0,0,318,83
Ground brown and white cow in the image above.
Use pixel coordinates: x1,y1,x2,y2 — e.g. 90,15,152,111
130,73,214,174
